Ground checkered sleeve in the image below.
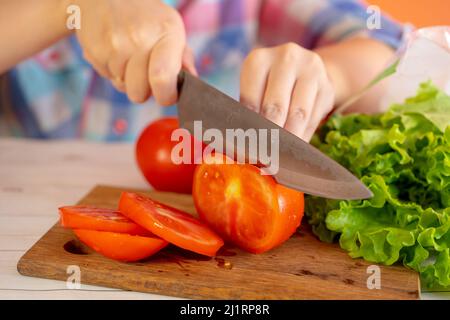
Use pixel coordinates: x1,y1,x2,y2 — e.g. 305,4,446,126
259,0,405,50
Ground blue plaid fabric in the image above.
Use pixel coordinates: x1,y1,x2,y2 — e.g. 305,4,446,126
0,0,405,141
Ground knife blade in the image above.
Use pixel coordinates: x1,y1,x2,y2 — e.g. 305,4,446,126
177,71,372,200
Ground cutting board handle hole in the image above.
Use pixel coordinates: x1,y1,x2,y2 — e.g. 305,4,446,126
63,240,89,255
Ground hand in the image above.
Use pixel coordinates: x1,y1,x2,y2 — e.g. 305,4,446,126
73,0,196,105
240,43,335,142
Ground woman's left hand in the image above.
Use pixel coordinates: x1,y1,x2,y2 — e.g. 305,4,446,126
240,43,335,142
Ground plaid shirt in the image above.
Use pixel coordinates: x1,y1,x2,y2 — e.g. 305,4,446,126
0,0,405,141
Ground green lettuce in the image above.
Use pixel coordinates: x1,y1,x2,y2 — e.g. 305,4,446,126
306,82,450,289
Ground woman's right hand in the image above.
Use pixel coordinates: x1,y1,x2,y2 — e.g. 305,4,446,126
73,0,196,105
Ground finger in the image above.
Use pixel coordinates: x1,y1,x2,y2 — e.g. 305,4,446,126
108,53,131,84
107,32,135,81
303,119,321,142
240,50,270,113
83,50,111,79
260,62,297,127
148,33,185,106
108,51,127,93
302,86,335,142
111,78,126,93
284,79,318,139
182,46,198,76
89,43,113,78
125,51,152,103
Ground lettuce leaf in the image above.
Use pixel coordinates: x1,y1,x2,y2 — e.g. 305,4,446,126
307,82,450,289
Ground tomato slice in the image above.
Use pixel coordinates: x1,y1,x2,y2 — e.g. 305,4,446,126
193,155,304,254
119,192,224,257
59,206,151,236
73,229,168,262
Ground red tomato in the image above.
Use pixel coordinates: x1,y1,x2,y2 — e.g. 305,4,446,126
136,117,198,194
119,192,224,257
74,229,168,262
192,155,304,254
59,206,151,236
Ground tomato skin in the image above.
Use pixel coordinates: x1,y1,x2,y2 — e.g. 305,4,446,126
136,117,197,194
73,229,168,262
193,157,304,254
119,192,224,257
59,206,151,236
271,184,304,248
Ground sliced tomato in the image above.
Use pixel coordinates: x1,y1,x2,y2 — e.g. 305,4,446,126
119,192,224,257
73,229,168,262
193,155,304,254
272,184,305,246
59,206,151,236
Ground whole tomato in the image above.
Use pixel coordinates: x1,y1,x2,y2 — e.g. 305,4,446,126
136,117,197,194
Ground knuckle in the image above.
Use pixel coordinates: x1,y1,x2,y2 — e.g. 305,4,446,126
278,42,300,61
302,54,327,81
245,48,267,66
157,12,184,37
110,33,134,53
290,107,308,120
282,42,300,52
157,21,176,37
262,102,285,119
309,52,325,69
128,25,148,47
168,11,184,28
131,12,184,48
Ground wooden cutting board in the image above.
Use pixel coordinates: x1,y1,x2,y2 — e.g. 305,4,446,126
17,185,420,299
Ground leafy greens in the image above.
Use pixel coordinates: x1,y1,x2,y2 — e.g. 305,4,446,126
307,82,450,289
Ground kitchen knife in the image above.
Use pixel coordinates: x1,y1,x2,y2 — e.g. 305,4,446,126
177,71,373,200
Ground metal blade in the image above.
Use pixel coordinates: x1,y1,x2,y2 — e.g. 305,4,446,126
177,71,373,200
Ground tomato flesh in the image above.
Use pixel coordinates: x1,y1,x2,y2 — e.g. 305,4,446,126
193,157,304,253
74,229,168,262
119,192,224,257
59,206,151,236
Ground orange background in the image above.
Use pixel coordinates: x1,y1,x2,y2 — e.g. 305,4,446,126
366,0,450,27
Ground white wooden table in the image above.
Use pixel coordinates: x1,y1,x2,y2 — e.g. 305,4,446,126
0,137,447,300
0,137,176,300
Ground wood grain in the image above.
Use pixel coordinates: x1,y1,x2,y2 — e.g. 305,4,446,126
17,185,420,300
